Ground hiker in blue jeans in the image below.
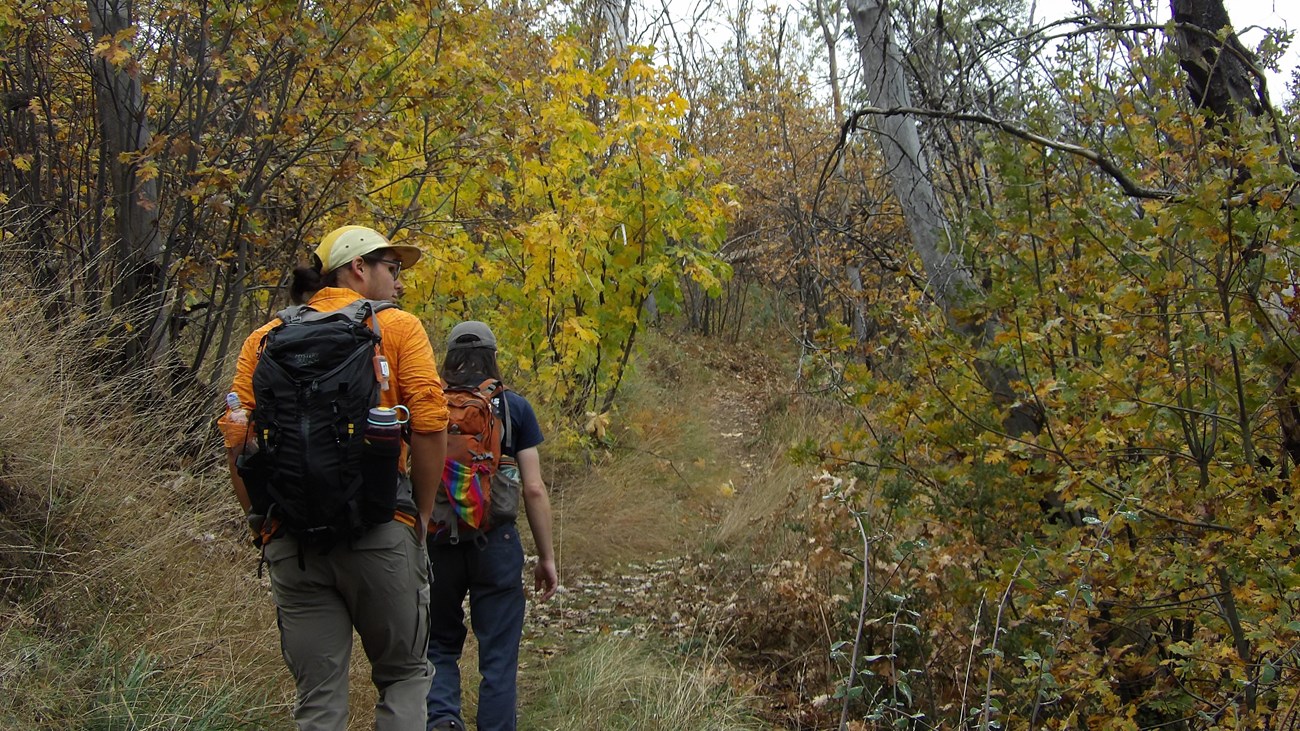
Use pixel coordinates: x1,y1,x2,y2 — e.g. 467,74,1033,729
426,321,558,731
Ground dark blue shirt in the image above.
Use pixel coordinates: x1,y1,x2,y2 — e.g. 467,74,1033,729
492,390,543,458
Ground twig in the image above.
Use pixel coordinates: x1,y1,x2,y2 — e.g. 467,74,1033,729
957,595,987,731
838,508,874,731
609,445,693,490
979,554,1027,731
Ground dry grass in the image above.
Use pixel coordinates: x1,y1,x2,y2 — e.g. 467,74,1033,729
0,293,291,728
525,636,760,730
546,327,740,570
713,396,824,550
0,281,828,729
517,319,830,729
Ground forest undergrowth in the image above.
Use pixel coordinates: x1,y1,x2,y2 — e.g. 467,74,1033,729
0,295,287,729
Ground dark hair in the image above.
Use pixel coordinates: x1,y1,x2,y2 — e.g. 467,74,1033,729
288,250,391,304
440,347,503,388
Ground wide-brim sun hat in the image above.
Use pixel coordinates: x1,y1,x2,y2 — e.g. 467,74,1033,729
315,225,422,273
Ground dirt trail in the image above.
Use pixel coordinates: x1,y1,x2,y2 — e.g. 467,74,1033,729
522,337,786,659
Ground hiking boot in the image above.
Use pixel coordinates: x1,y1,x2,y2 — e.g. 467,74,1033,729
430,720,463,731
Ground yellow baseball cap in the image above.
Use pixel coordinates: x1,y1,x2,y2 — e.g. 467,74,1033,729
315,225,422,273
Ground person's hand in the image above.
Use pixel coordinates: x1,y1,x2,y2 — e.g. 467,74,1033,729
534,558,558,602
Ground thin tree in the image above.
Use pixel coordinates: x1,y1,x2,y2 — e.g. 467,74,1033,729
845,0,1040,435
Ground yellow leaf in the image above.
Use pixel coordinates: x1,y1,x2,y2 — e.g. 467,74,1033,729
984,449,1006,465
583,410,609,440
662,91,688,117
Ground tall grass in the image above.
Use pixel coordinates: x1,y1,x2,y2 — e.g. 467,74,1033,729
516,317,829,728
524,636,760,730
0,292,289,728
546,326,742,568
0,281,832,729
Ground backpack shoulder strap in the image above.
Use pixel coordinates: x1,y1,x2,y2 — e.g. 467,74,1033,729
501,387,513,454
259,303,312,356
280,298,395,337
273,303,314,324
482,380,513,454
346,299,395,341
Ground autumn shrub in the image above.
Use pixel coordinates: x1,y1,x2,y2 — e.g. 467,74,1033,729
800,39,1300,730
391,30,735,420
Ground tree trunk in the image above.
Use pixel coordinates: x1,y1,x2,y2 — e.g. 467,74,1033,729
846,0,1040,436
1170,0,1269,120
87,0,165,367
846,263,872,347
813,0,844,124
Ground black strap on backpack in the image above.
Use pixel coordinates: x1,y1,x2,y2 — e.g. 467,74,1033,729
493,387,514,460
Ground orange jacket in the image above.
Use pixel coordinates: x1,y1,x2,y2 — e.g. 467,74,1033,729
219,287,448,464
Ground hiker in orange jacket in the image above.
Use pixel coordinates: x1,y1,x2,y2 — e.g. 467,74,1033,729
220,225,447,731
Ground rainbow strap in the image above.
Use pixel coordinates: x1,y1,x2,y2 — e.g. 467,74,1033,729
442,460,491,528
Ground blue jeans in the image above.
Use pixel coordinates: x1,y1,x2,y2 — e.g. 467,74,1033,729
426,522,525,731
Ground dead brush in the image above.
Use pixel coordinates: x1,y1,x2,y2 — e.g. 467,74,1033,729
693,386,873,728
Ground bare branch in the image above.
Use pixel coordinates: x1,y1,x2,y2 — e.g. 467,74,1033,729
845,105,1178,200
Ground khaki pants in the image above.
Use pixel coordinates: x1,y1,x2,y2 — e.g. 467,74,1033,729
266,520,432,731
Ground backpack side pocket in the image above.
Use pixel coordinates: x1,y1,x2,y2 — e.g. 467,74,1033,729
488,460,521,524
236,450,272,516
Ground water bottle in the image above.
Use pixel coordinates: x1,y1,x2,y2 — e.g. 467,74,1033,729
360,405,408,525
225,392,258,455
227,392,269,520
226,391,246,420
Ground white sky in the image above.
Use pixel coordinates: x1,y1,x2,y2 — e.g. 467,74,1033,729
656,0,1298,102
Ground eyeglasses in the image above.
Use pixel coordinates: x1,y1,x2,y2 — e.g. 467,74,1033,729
376,258,402,279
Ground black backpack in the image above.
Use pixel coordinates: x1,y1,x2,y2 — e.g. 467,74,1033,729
243,298,394,543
